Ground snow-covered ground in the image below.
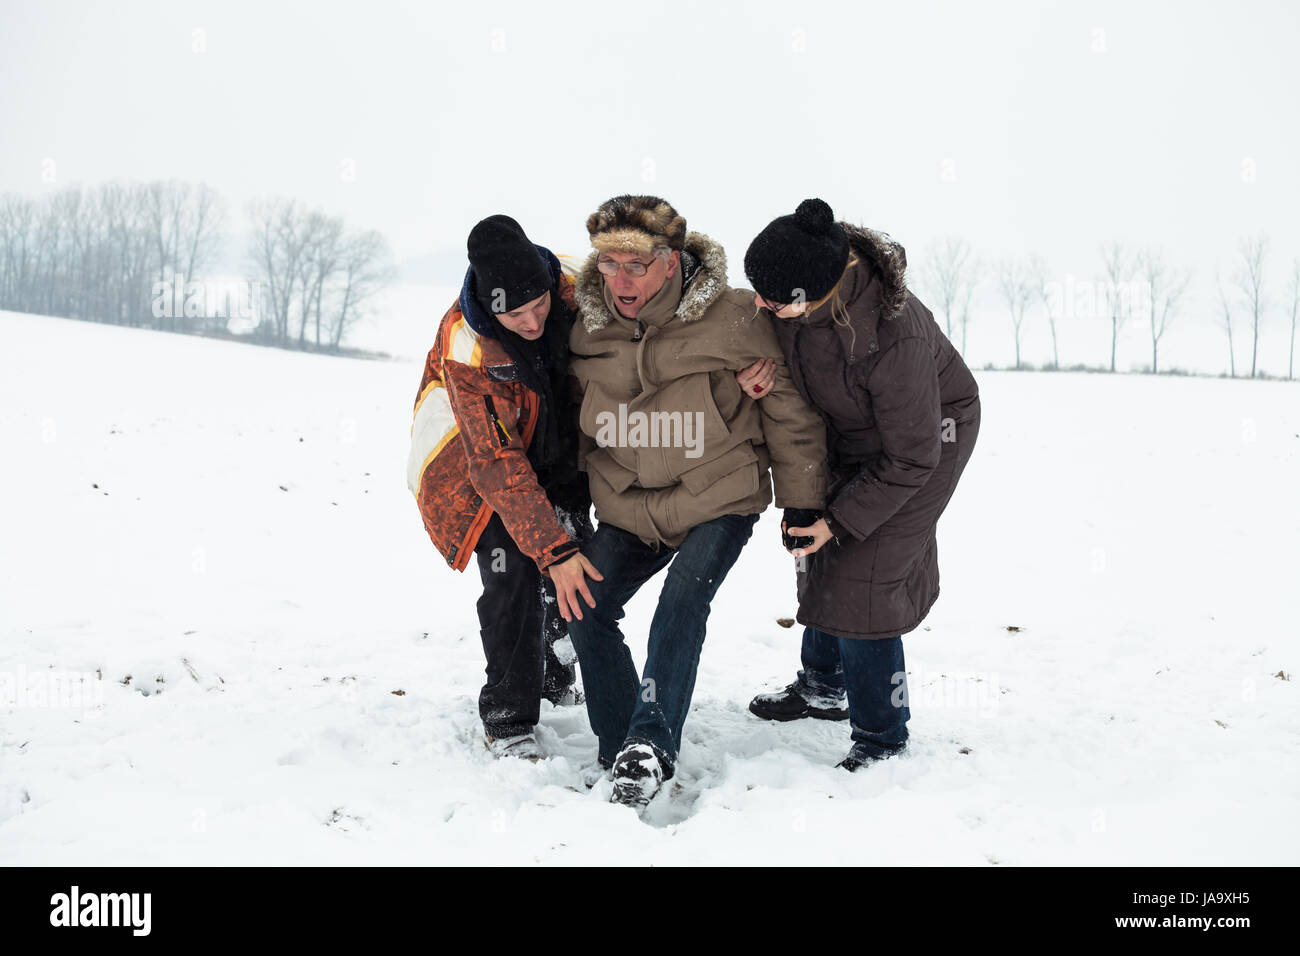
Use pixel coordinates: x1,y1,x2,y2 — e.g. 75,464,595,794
1,309,1297,865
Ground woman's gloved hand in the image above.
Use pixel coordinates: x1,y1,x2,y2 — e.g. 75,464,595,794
782,508,822,551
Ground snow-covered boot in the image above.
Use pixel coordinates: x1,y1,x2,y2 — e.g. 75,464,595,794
484,731,545,762
609,741,669,808
836,740,907,772
749,681,848,722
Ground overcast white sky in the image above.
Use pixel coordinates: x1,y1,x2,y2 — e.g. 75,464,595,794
3,0,1298,368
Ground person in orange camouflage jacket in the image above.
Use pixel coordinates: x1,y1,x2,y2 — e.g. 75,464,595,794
406,215,603,760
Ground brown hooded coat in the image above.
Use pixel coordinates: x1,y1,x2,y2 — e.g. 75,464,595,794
773,225,981,640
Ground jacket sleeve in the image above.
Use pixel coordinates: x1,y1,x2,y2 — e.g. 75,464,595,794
827,336,942,540
564,371,593,473
441,359,580,571
755,361,828,510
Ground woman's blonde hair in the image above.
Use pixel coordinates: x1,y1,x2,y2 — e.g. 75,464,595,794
751,252,860,351
798,253,860,349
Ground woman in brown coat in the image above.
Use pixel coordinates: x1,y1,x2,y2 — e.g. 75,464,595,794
740,199,981,770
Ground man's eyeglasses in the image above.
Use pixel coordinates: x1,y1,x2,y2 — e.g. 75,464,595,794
596,257,658,278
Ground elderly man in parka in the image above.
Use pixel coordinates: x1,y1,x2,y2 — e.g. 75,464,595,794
565,195,828,808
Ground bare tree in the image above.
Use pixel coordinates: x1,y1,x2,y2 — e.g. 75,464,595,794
142,180,227,331
144,181,184,329
1286,259,1298,380
1235,234,1268,378
32,193,63,316
1099,241,1135,373
95,182,155,326
921,237,973,340
49,187,87,317
956,259,980,357
328,229,394,351
1216,270,1237,378
0,195,36,312
182,184,225,297
998,258,1034,370
289,211,344,349
1030,255,1060,369
308,213,344,349
248,197,311,346
79,186,116,322
1137,249,1190,374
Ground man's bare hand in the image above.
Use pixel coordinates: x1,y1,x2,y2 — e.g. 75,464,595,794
736,358,777,399
549,551,603,622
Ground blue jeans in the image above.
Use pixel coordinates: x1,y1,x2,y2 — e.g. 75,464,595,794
566,514,759,770
798,627,910,759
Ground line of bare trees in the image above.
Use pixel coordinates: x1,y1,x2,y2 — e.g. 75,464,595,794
0,181,394,353
918,234,1299,379
0,181,223,329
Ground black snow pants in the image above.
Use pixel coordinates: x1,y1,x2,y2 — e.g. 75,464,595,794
472,511,583,738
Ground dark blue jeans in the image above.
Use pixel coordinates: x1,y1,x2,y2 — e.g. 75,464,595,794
566,514,759,770
798,627,910,759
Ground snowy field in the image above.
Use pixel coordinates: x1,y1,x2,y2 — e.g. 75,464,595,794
1,309,1297,866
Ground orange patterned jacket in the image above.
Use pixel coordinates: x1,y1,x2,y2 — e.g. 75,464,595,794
407,254,580,572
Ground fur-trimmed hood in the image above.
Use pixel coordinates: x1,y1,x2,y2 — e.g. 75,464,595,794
575,231,729,333
842,223,908,321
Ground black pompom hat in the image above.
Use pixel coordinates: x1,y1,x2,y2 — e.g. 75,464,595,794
467,214,551,314
744,198,850,306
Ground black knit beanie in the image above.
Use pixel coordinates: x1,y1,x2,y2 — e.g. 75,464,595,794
744,198,850,306
467,214,551,314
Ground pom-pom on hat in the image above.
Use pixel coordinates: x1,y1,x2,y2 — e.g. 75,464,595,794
744,198,850,306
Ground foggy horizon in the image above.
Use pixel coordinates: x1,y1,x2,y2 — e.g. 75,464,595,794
4,1,1297,267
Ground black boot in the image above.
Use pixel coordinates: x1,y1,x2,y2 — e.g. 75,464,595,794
748,681,849,722
610,740,671,809
837,740,907,771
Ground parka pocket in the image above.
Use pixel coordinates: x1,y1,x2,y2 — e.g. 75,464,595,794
584,447,640,494
646,373,734,483
679,443,760,498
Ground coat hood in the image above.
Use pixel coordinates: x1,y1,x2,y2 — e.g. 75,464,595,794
842,223,909,322
458,243,565,338
575,231,729,333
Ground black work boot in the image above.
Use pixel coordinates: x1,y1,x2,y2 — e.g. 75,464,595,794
748,681,849,722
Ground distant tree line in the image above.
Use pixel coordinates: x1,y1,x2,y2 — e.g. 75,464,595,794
917,235,1299,379
0,181,394,353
